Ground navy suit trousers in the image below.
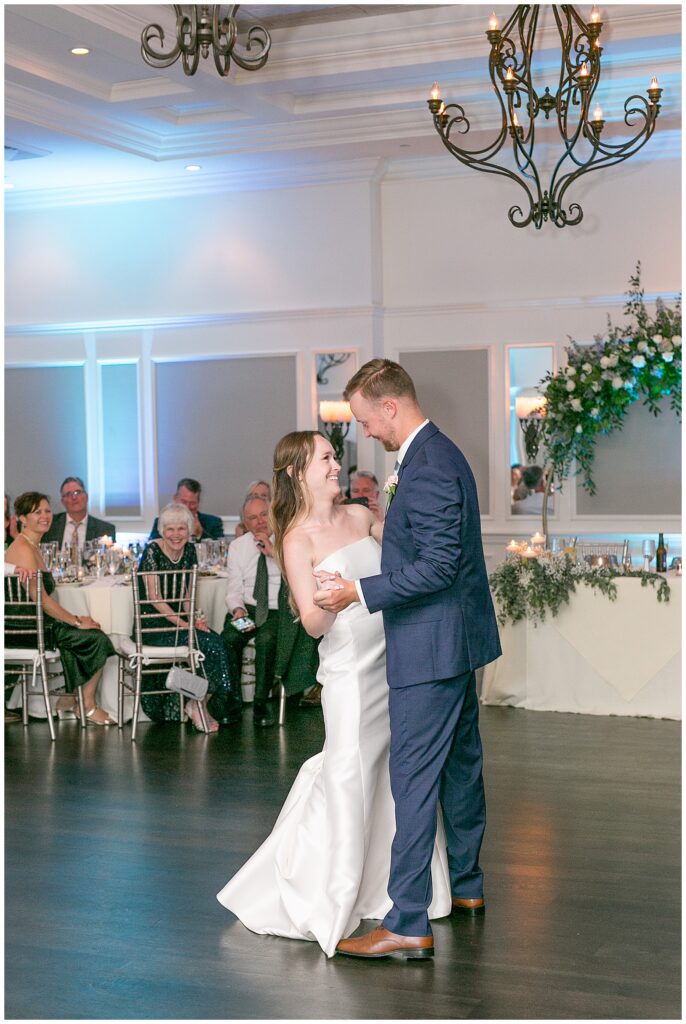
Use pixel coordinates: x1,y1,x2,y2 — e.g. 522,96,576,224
383,670,486,937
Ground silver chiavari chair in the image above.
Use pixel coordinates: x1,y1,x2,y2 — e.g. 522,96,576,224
4,570,84,741
116,565,208,740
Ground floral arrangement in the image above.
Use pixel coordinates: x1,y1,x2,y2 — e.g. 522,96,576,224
489,555,671,627
537,264,681,495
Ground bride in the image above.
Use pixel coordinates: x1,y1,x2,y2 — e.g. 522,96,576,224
216,431,451,956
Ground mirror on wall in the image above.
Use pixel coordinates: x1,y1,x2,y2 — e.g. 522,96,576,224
508,345,554,517
315,351,357,491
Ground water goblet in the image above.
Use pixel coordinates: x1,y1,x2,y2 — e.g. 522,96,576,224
642,539,655,572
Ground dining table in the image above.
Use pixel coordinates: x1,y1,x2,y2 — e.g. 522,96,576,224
8,570,256,723
481,572,681,720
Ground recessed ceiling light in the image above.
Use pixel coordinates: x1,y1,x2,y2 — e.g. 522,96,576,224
185,164,202,172
71,47,90,56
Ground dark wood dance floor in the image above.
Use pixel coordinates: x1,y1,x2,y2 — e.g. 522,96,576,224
5,703,680,1020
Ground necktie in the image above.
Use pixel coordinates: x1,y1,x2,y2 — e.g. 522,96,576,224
253,552,269,628
67,521,79,550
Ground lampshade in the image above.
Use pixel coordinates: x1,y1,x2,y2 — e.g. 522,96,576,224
515,395,547,420
319,401,353,424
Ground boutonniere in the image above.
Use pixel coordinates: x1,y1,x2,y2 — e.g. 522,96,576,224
383,472,399,504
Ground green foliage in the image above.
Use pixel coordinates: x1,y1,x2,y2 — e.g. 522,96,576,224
537,264,681,494
489,556,670,627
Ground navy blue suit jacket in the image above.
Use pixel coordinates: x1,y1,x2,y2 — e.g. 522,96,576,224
149,511,224,541
360,422,501,687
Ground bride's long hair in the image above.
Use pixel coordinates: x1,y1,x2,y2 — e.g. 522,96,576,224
270,430,327,587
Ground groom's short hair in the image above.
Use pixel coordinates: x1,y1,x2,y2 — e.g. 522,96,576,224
344,359,417,404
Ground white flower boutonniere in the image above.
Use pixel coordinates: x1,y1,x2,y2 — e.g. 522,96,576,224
383,472,399,504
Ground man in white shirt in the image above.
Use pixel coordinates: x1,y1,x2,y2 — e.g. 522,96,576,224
222,497,283,727
42,476,116,549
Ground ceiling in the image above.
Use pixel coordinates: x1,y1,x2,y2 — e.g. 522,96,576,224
4,3,682,206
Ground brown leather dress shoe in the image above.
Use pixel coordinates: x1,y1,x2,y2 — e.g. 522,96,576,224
451,896,485,916
336,926,434,960
298,683,322,708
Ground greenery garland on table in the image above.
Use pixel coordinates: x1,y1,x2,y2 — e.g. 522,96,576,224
537,264,681,495
488,556,671,627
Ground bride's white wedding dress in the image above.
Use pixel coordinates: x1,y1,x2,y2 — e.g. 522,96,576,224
216,536,452,957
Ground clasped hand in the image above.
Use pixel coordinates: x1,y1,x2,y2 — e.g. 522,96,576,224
312,571,358,613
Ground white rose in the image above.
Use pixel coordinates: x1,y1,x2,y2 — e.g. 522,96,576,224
567,366,576,375
637,340,647,352
591,382,601,392
591,407,599,417
659,337,673,351
566,380,576,392
631,354,646,368
612,376,624,389
570,398,583,412
600,356,611,369
652,334,663,345
672,335,681,347
582,363,592,373
608,353,619,367
575,424,583,433
663,352,674,363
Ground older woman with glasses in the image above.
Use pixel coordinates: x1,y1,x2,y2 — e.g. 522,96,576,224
136,502,242,733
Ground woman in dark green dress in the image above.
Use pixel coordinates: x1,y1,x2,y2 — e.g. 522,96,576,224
5,492,116,725
136,503,241,732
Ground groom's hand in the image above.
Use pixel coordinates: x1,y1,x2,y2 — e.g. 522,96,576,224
312,572,358,613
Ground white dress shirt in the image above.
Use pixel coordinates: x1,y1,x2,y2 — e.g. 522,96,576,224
4,561,16,576
354,419,431,606
225,532,281,614
62,515,89,551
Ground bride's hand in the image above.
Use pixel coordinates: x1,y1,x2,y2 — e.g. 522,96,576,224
312,570,343,592
313,576,359,613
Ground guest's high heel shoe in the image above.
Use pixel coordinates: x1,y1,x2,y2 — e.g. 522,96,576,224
186,699,219,734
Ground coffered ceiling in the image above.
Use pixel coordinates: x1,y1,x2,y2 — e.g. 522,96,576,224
4,3,681,206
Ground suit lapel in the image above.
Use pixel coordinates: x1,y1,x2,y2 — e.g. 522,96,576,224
397,421,438,482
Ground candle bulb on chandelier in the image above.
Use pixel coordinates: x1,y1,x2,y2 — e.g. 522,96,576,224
650,75,659,89
592,104,603,121
488,11,499,30
505,67,514,81
590,6,600,23
579,62,589,77
431,81,440,101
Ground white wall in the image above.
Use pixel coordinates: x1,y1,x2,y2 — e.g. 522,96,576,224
5,154,681,550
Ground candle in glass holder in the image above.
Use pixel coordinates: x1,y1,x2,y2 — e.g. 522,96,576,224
520,545,539,559
531,532,546,547
506,539,520,554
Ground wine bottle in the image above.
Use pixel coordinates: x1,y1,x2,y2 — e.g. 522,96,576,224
656,532,667,572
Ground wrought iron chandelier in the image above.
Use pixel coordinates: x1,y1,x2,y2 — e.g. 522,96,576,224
141,5,271,77
427,5,663,229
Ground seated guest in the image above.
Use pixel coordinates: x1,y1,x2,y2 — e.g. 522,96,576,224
511,465,551,515
6,492,115,725
234,480,272,538
348,470,384,522
137,503,241,732
5,494,18,546
42,476,116,549
510,463,523,501
222,496,282,727
149,478,223,542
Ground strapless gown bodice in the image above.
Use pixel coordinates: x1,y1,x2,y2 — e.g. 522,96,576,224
217,536,451,956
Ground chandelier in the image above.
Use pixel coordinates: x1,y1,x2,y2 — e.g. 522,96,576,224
427,5,663,229
141,5,271,77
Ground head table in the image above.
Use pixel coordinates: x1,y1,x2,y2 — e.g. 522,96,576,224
7,572,249,723
481,573,681,720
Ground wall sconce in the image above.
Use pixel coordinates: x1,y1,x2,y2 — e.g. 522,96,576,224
515,394,547,462
319,401,353,463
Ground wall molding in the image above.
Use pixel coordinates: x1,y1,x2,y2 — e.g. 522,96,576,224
6,291,679,341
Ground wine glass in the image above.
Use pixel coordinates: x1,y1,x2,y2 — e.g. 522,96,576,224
106,549,122,576
642,539,655,571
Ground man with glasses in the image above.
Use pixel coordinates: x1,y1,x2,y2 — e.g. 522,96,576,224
43,476,116,549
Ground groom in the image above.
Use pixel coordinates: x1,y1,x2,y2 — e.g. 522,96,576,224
313,359,501,960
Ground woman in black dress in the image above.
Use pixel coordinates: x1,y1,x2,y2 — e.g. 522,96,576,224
5,492,115,725
136,502,241,732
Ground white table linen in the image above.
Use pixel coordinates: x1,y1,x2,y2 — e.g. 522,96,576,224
481,574,681,720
